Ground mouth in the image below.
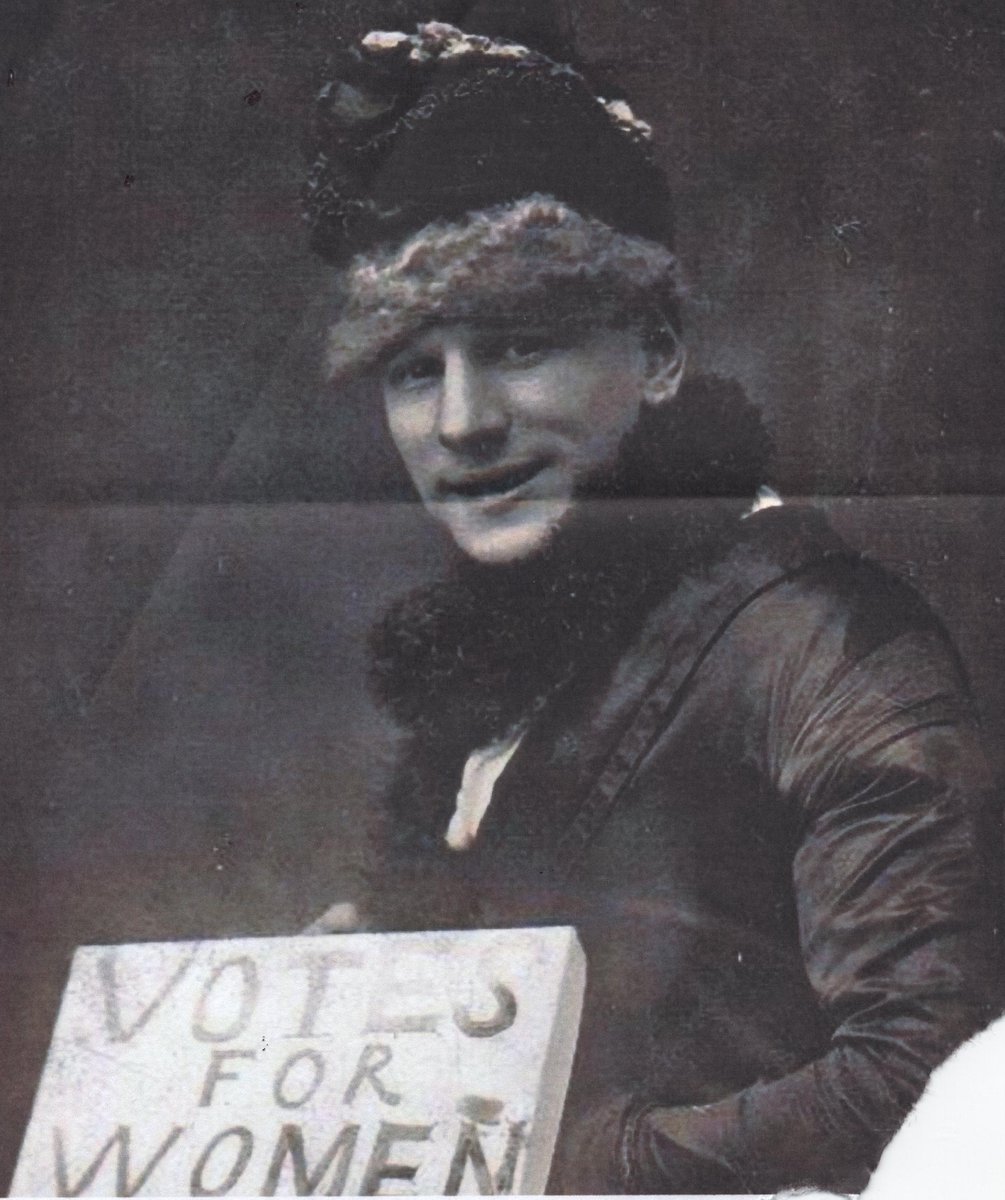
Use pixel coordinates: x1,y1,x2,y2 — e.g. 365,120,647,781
438,458,550,501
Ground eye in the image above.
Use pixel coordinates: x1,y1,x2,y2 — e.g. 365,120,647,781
476,330,571,368
385,352,443,391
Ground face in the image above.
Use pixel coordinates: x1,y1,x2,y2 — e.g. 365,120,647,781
380,321,662,564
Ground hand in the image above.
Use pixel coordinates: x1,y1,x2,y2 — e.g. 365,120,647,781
300,900,364,934
548,1093,634,1193
772,1191,847,1199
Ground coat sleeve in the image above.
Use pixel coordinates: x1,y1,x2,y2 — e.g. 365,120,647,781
620,581,1002,1195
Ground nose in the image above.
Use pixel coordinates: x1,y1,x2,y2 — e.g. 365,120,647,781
437,344,510,458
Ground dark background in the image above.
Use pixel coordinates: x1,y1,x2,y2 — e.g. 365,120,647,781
2,0,1004,1188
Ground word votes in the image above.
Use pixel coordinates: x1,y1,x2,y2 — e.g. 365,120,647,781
97,947,519,1046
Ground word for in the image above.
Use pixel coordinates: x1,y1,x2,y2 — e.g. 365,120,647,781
198,1043,400,1111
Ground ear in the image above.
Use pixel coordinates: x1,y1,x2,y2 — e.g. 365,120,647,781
642,341,686,406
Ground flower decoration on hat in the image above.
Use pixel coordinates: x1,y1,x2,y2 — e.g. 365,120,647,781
305,22,671,266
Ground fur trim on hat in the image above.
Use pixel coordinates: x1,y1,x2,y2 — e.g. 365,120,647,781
326,195,679,379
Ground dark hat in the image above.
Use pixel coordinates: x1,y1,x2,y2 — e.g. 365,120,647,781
305,23,674,265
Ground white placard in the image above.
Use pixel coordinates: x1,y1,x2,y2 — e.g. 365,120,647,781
12,927,585,1197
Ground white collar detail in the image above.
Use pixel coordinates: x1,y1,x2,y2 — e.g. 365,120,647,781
446,728,526,851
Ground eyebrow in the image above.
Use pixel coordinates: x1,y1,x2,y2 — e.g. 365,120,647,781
372,312,599,371
470,321,590,340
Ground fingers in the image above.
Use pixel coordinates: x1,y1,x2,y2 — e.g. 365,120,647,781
300,900,363,935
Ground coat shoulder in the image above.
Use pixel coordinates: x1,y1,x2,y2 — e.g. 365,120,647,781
695,504,959,673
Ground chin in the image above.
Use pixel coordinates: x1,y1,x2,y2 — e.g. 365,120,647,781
442,498,570,565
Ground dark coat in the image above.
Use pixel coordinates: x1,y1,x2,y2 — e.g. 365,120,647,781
367,505,1000,1194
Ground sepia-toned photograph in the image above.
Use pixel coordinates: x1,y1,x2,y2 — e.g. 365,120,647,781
2,1,1004,1195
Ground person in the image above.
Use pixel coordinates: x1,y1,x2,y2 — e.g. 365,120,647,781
303,22,1001,1195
